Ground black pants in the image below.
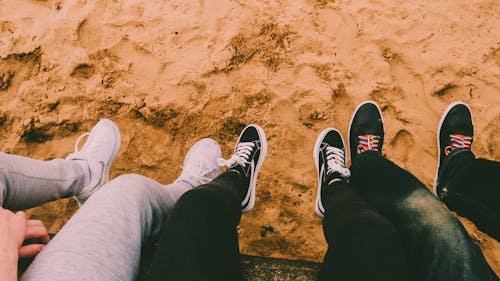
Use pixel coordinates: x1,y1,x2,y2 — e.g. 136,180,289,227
320,151,499,281
149,171,244,281
319,182,409,281
150,152,499,281
441,151,500,241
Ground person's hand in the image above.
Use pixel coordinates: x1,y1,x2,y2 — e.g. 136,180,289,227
0,208,50,260
0,207,27,280
0,207,27,259
19,219,50,258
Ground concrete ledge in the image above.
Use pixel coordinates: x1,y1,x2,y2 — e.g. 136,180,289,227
136,240,321,281
241,255,320,281
20,235,321,281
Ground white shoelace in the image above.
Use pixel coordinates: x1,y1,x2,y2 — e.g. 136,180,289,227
74,132,91,152
217,142,255,168
72,132,103,159
325,146,351,179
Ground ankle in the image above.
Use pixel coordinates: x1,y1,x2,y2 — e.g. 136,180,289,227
74,160,91,187
175,179,196,189
441,150,475,181
221,170,246,201
327,178,349,188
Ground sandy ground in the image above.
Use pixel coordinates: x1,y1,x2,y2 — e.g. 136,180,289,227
1,0,499,274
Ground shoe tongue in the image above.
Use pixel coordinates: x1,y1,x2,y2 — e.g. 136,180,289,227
444,134,472,156
357,135,380,153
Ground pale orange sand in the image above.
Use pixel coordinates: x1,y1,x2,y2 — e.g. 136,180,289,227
0,0,499,273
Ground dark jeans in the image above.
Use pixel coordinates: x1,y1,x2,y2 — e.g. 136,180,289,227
149,172,244,281
441,151,500,241
319,182,409,281
321,151,498,281
149,152,499,281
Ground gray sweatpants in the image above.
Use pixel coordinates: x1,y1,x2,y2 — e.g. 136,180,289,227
0,152,190,281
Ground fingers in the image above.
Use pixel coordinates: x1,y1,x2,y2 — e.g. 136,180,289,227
26,220,43,227
8,210,27,247
16,211,25,219
18,244,45,258
25,220,50,244
0,209,50,255
0,208,28,255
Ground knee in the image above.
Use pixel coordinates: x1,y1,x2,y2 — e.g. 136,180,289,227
404,189,452,224
94,173,159,203
109,173,150,192
112,173,149,186
341,216,400,250
401,189,464,238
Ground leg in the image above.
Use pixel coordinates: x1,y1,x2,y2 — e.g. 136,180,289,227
434,101,500,240
151,125,266,281
319,182,409,281
351,151,499,281
313,127,408,281
442,155,500,241
0,152,86,210
0,118,121,209
21,174,191,281
347,101,498,280
150,172,243,281
21,137,223,281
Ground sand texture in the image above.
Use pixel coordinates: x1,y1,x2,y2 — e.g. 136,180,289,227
1,0,499,273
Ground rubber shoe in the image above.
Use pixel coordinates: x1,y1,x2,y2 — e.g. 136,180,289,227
434,102,473,198
175,138,222,188
217,124,267,213
314,128,351,218
67,119,121,205
348,101,385,160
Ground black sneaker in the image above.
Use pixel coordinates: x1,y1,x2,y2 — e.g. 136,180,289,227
217,124,267,213
348,101,385,160
314,128,351,218
434,102,473,199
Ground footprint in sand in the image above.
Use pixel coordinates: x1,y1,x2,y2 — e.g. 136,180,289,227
389,129,415,164
77,19,103,53
70,63,95,79
482,115,500,159
298,102,329,129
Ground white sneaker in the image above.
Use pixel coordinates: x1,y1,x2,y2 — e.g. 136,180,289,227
175,138,222,188
67,119,121,204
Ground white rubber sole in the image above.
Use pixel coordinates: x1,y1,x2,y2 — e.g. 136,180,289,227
433,101,473,196
313,128,345,218
240,124,267,213
347,101,385,162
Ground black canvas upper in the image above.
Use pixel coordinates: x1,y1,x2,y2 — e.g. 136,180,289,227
349,102,385,159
